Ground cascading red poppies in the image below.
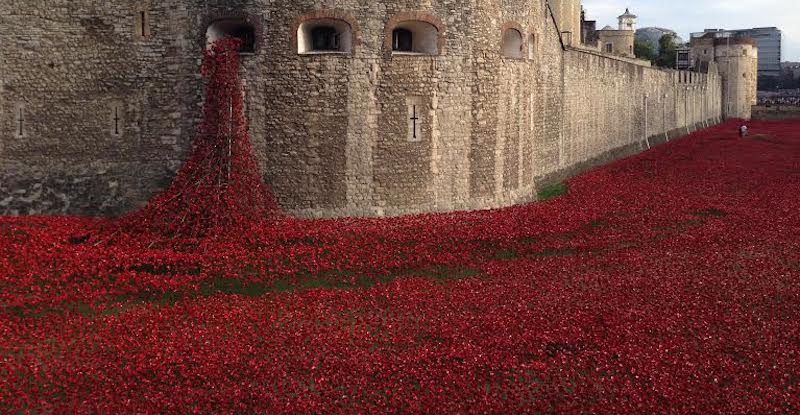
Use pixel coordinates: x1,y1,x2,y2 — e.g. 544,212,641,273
105,38,280,241
1,111,799,410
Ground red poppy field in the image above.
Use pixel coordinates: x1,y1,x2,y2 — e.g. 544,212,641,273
2,41,800,413
1,118,798,413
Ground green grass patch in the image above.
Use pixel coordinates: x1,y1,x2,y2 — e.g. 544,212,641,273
589,219,607,229
693,208,727,218
751,134,773,141
537,182,568,201
492,249,519,260
418,265,482,282
7,264,484,320
533,247,581,257
489,246,581,262
197,265,482,298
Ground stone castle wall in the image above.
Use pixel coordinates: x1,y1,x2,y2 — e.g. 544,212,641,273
552,50,722,186
0,0,732,218
0,0,200,215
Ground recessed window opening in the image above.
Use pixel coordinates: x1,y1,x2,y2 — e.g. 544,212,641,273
605,43,613,53
18,108,24,136
206,19,256,54
313,27,338,50
114,107,120,135
393,28,413,52
135,9,150,38
502,29,524,58
391,21,439,55
14,104,26,138
111,103,123,136
528,34,536,60
298,19,353,54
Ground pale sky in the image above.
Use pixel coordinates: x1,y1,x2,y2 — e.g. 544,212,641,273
582,0,800,61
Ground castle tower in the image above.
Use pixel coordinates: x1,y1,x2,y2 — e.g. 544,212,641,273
597,8,636,58
712,37,759,119
618,8,637,31
689,33,758,119
548,0,582,46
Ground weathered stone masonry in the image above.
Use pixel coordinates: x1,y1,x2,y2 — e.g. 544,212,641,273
0,0,753,218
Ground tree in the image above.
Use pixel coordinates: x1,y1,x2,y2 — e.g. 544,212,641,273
634,39,656,62
656,34,679,69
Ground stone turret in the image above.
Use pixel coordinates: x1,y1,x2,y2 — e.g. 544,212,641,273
597,8,636,58
548,0,582,46
690,34,758,119
618,8,637,31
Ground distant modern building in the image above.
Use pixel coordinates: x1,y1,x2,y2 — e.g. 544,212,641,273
636,27,684,54
691,28,782,78
782,62,800,80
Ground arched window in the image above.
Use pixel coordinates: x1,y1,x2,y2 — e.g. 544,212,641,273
206,19,256,54
390,21,439,55
502,29,524,58
297,18,353,54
